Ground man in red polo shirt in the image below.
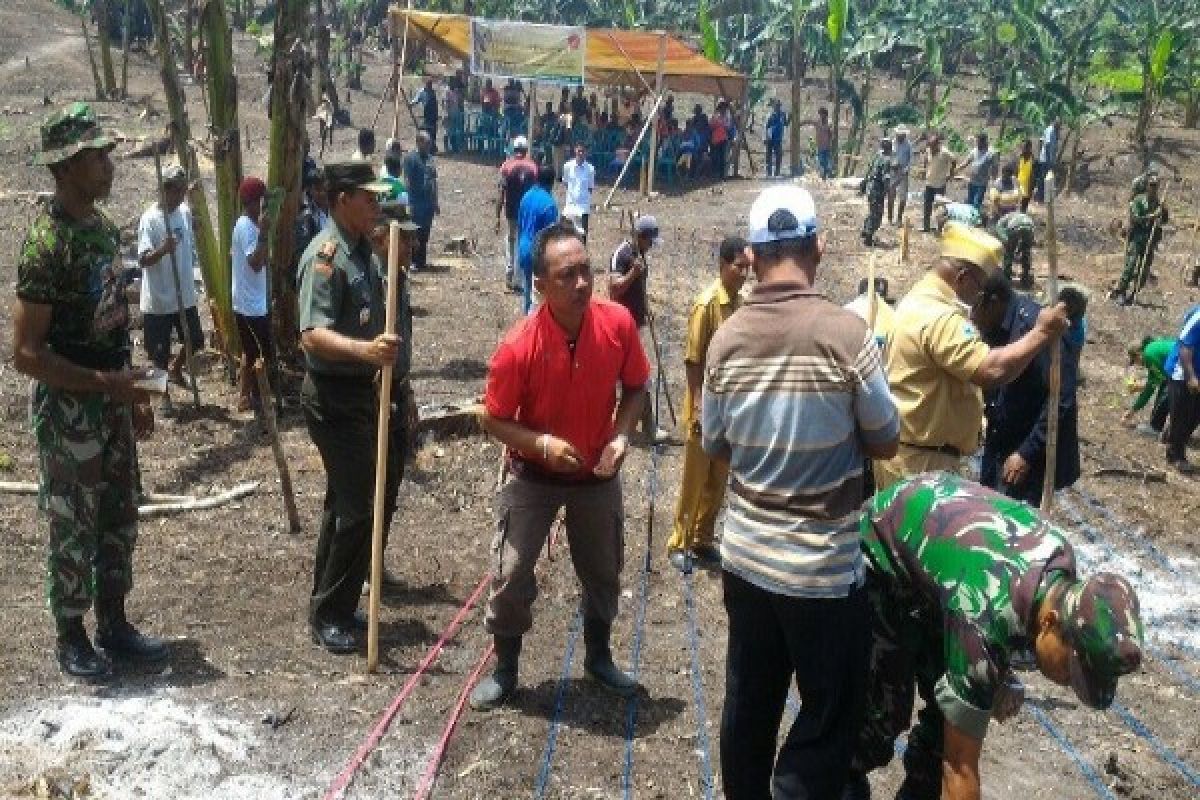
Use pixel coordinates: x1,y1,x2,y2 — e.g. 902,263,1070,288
470,220,650,711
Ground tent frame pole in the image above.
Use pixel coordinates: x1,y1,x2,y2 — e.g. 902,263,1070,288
604,92,664,209
646,31,667,197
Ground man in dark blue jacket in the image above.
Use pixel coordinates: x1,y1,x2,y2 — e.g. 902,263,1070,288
974,271,1084,506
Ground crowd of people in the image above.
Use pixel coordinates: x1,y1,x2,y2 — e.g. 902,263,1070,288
11,97,1175,800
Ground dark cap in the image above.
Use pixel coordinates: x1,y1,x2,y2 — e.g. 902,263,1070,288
378,200,418,231
324,160,391,194
1060,572,1144,710
36,101,115,166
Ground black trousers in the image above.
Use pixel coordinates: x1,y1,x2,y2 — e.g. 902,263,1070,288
302,373,409,625
413,224,431,271
922,186,943,231
766,141,783,177
1150,385,1171,432
720,569,869,800
1165,379,1200,463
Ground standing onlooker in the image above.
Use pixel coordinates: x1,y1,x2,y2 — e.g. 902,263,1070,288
1035,117,1060,202
410,77,439,153
502,78,526,130
352,127,376,162
516,165,560,314
137,164,203,396
667,236,749,574
496,136,538,292
561,143,595,241
469,221,649,710
444,77,466,153
14,102,167,679
481,78,501,116
610,216,667,443
1122,335,1175,434
402,130,439,272
764,99,788,178
296,162,410,654
887,125,912,225
874,224,1068,491
703,185,899,799
921,133,957,232
296,165,331,270
231,176,272,413
813,107,833,179
1163,307,1200,473
570,85,590,124
974,272,1084,506
860,137,892,246
965,132,996,210
1017,137,1036,211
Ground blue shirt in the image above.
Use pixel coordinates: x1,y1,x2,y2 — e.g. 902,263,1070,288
765,110,787,144
516,186,559,312
402,151,437,227
1039,124,1058,164
1166,307,1200,381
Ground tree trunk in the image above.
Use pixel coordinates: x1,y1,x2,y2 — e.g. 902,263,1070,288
81,15,105,100
146,0,234,360
1186,49,1199,129
183,0,194,76
925,73,937,127
266,0,311,362
119,0,131,99
831,62,842,175
203,0,245,357
789,17,806,176
96,0,119,96
315,16,340,113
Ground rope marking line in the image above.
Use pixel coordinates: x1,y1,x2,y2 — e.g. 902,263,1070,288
532,610,583,799
682,569,717,798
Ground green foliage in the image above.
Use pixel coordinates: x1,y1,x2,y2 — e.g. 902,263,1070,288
1090,65,1144,93
1151,29,1174,88
826,0,847,48
698,0,722,62
874,103,921,128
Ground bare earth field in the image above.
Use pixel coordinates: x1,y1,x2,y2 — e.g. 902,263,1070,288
1,2,1199,798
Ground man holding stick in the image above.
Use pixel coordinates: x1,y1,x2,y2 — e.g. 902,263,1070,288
137,162,203,407
1111,171,1168,306
470,220,649,710
297,161,413,654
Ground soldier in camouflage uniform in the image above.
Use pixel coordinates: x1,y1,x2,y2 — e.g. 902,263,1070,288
1113,171,1168,305
860,137,892,246
13,102,168,680
843,472,1143,800
993,210,1036,287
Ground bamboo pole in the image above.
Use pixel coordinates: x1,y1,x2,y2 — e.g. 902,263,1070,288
1041,171,1061,513
646,31,667,197
253,359,300,533
391,0,413,141
153,151,202,407
367,221,403,673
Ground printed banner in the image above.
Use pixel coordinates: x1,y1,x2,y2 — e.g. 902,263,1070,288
469,18,585,85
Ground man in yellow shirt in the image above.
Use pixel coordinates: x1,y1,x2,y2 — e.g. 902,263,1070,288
875,224,1069,489
1017,138,1035,211
668,236,749,573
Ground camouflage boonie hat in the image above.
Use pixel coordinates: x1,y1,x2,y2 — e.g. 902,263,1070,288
35,102,116,166
1061,572,1144,710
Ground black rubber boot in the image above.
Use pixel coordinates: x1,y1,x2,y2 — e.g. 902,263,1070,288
470,635,521,711
582,618,637,696
55,616,112,681
95,596,169,663
841,769,872,800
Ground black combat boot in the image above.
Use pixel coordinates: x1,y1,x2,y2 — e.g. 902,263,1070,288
95,595,169,663
582,618,637,696
55,616,112,680
469,635,521,711
841,769,871,800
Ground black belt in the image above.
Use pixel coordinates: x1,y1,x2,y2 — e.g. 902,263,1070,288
900,441,963,458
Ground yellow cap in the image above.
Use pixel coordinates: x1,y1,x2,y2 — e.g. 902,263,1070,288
941,222,1003,271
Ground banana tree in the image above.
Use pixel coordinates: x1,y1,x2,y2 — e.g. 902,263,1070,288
825,0,848,172
1111,0,1186,153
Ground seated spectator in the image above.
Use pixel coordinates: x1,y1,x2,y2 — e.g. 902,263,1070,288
481,78,501,115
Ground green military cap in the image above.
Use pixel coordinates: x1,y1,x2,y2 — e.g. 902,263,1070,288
35,101,116,166
1060,572,1144,710
324,160,391,194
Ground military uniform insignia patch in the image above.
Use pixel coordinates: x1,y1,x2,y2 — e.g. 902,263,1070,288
315,240,336,277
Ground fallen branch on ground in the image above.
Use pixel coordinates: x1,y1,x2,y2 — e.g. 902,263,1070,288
0,480,260,517
1091,466,1167,483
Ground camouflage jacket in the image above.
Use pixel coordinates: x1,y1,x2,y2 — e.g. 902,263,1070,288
861,471,1077,737
862,153,891,197
994,211,1034,244
16,199,129,370
1128,194,1167,241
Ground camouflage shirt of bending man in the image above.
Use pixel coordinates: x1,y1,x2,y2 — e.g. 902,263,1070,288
860,470,1077,738
862,153,891,199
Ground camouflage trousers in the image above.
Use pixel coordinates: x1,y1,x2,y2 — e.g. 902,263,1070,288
863,191,886,241
851,569,946,800
1002,228,1033,281
32,383,138,621
1117,235,1156,294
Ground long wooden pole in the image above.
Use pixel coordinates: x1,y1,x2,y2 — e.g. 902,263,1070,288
646,31,667,197
391,0,412,141
153,151,202,407
1130,183,1168,304
253,359,300,533
367,221,402,673
1041,171,1061,513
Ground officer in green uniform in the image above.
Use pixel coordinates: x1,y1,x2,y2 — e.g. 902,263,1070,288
12,102,168,679
861,137,892,246
993,210,1036,287
297,160,415,654
844,472,1144,800
1113,171,1168,304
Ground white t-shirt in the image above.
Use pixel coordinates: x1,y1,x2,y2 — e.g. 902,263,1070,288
137,202,197,314
562,158,596,217
231,214,266,317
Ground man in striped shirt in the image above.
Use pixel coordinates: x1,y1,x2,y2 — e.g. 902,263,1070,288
702,185,900,799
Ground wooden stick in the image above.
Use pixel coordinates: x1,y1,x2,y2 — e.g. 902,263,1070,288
1130,183,1168,303
367,221,402,673
253,358,300,534
391,0,412,141
0,480,260,516
629,210,676,428
866,250,878,331
1041,171,1061,513
153,150,202,407
900,219,910,264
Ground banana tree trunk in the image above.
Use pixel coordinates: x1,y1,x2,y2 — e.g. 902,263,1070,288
119,0,131,98
315,15,340,113
832,62,842,175
204,0,244,357
789,17,806,176
266,0,311,361
147,0,234,360
96,0,118,96
183,0,194,76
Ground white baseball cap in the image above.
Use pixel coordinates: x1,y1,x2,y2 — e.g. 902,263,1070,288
512,135,529,151
746,185,819,245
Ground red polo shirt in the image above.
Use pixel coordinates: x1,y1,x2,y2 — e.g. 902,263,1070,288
485,298,650,479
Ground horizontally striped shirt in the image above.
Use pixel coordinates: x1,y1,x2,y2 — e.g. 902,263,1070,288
702,280,899,598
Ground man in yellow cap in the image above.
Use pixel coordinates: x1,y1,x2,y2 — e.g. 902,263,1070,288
874,223,1069,489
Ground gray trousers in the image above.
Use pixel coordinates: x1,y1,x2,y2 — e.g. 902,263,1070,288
484,472,625,638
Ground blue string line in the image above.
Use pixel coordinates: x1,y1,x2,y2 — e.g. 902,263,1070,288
532,610,582,799
1146,643,1200,696
1026,705,1118,800
683,569,717,799
1111,702,1200,789
1068,487,1181,577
